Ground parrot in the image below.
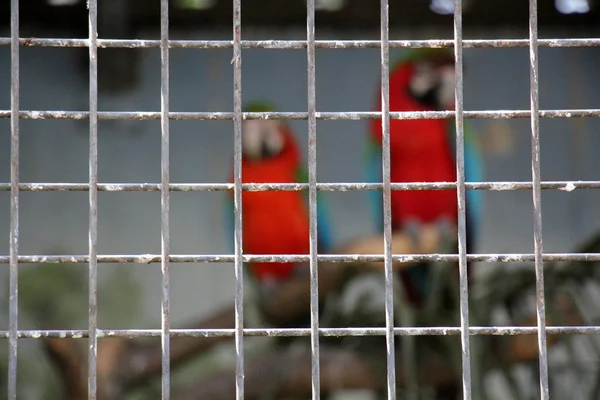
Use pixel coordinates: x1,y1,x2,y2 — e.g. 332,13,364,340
224,99,335,342
364,48,484,399
366,47,484,307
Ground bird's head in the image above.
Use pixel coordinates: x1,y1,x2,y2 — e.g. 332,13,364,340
402,48,456,111
241,100,285,162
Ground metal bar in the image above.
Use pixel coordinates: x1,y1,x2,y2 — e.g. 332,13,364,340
2,252,600,263
0,180,599,192
453,0,472,398
2,108,600,120
306,0,321,398
0,325,597,339
8,0,19,398
529,0,550,398
3,38,600,49
87,0,99,397
380,0,396,398
160,0,171,398
232,0,244,397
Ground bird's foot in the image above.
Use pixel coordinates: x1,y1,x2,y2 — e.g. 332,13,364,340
403,218,424,249
402,216,457,253
434,215,458,251
258,277,280,301
292,262,310,278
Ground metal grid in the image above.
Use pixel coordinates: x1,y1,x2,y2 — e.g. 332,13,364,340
87,0,98,397
1,0,600,399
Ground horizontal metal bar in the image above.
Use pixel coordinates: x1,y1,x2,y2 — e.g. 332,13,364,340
1,253,600,264
0,181,596,192
1,109,599,120
4,326,600,339
2,38,600,49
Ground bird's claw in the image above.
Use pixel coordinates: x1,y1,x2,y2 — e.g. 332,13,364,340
435,215,456,245
403,218,424,249
403,216,457,253
259,277,279,301
292,262,309,278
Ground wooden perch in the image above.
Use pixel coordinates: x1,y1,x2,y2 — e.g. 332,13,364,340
41,226,594,399
172,292,585,400
43,280,585,400
115,305,236,390
173,312,583,400
38,229,441,399
334,222,450,271
43,338,88,400
117,228,441,386
171,345,382,400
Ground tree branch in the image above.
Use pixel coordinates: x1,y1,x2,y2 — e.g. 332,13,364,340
173,313,581,400
43,338,88,400
41,226,598,399
116,304,236,390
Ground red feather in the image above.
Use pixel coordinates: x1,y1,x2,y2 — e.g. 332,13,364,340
232,125,310,282
370,61,458,228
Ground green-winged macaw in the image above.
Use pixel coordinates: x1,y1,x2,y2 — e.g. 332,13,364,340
366,48,484,307
225,99,334,338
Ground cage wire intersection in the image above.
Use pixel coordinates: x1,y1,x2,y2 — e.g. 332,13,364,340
2,0,600,399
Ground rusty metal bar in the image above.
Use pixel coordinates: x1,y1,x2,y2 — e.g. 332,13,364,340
529,0,550,398
1,38,600,49
87,0,99,397
453,0,472,398
8,0,19,398
160,0,171,397
232,0,245,397
380,1,397,398
2,252,600,263
0,181,599,192
0,325,598,339
306,0,321,398
2,109,600,120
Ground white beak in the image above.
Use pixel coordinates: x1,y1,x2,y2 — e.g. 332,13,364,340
242,120,285,160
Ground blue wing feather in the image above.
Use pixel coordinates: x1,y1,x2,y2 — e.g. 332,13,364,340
365,138,384,234
296,166,334,252
447,120,484,247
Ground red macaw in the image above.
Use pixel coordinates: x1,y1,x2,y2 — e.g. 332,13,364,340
366,48,484,306
225,100,334,332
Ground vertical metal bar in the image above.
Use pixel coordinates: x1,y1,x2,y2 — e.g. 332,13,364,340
380,0,396,398
8,0,19,398
232,0,244,398
160,0,171,398
528,0,550,398
452,0,472,399
306,0,320,398
87,0,99,398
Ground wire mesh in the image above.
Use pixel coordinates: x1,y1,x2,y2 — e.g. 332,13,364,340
306,0,322,398
452,0,472,397
3,0,600,399
528,0,550,397
232,0,245,397
160,0,171,397
379,0,397,398
8,0,19,399
86,0,99,398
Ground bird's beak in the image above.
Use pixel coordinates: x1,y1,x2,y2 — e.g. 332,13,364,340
242,120,284,161
436,65,456,110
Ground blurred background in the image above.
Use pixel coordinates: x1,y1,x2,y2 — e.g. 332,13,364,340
0,0,599,398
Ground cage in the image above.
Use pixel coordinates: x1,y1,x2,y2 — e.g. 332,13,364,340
1,0,600,399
